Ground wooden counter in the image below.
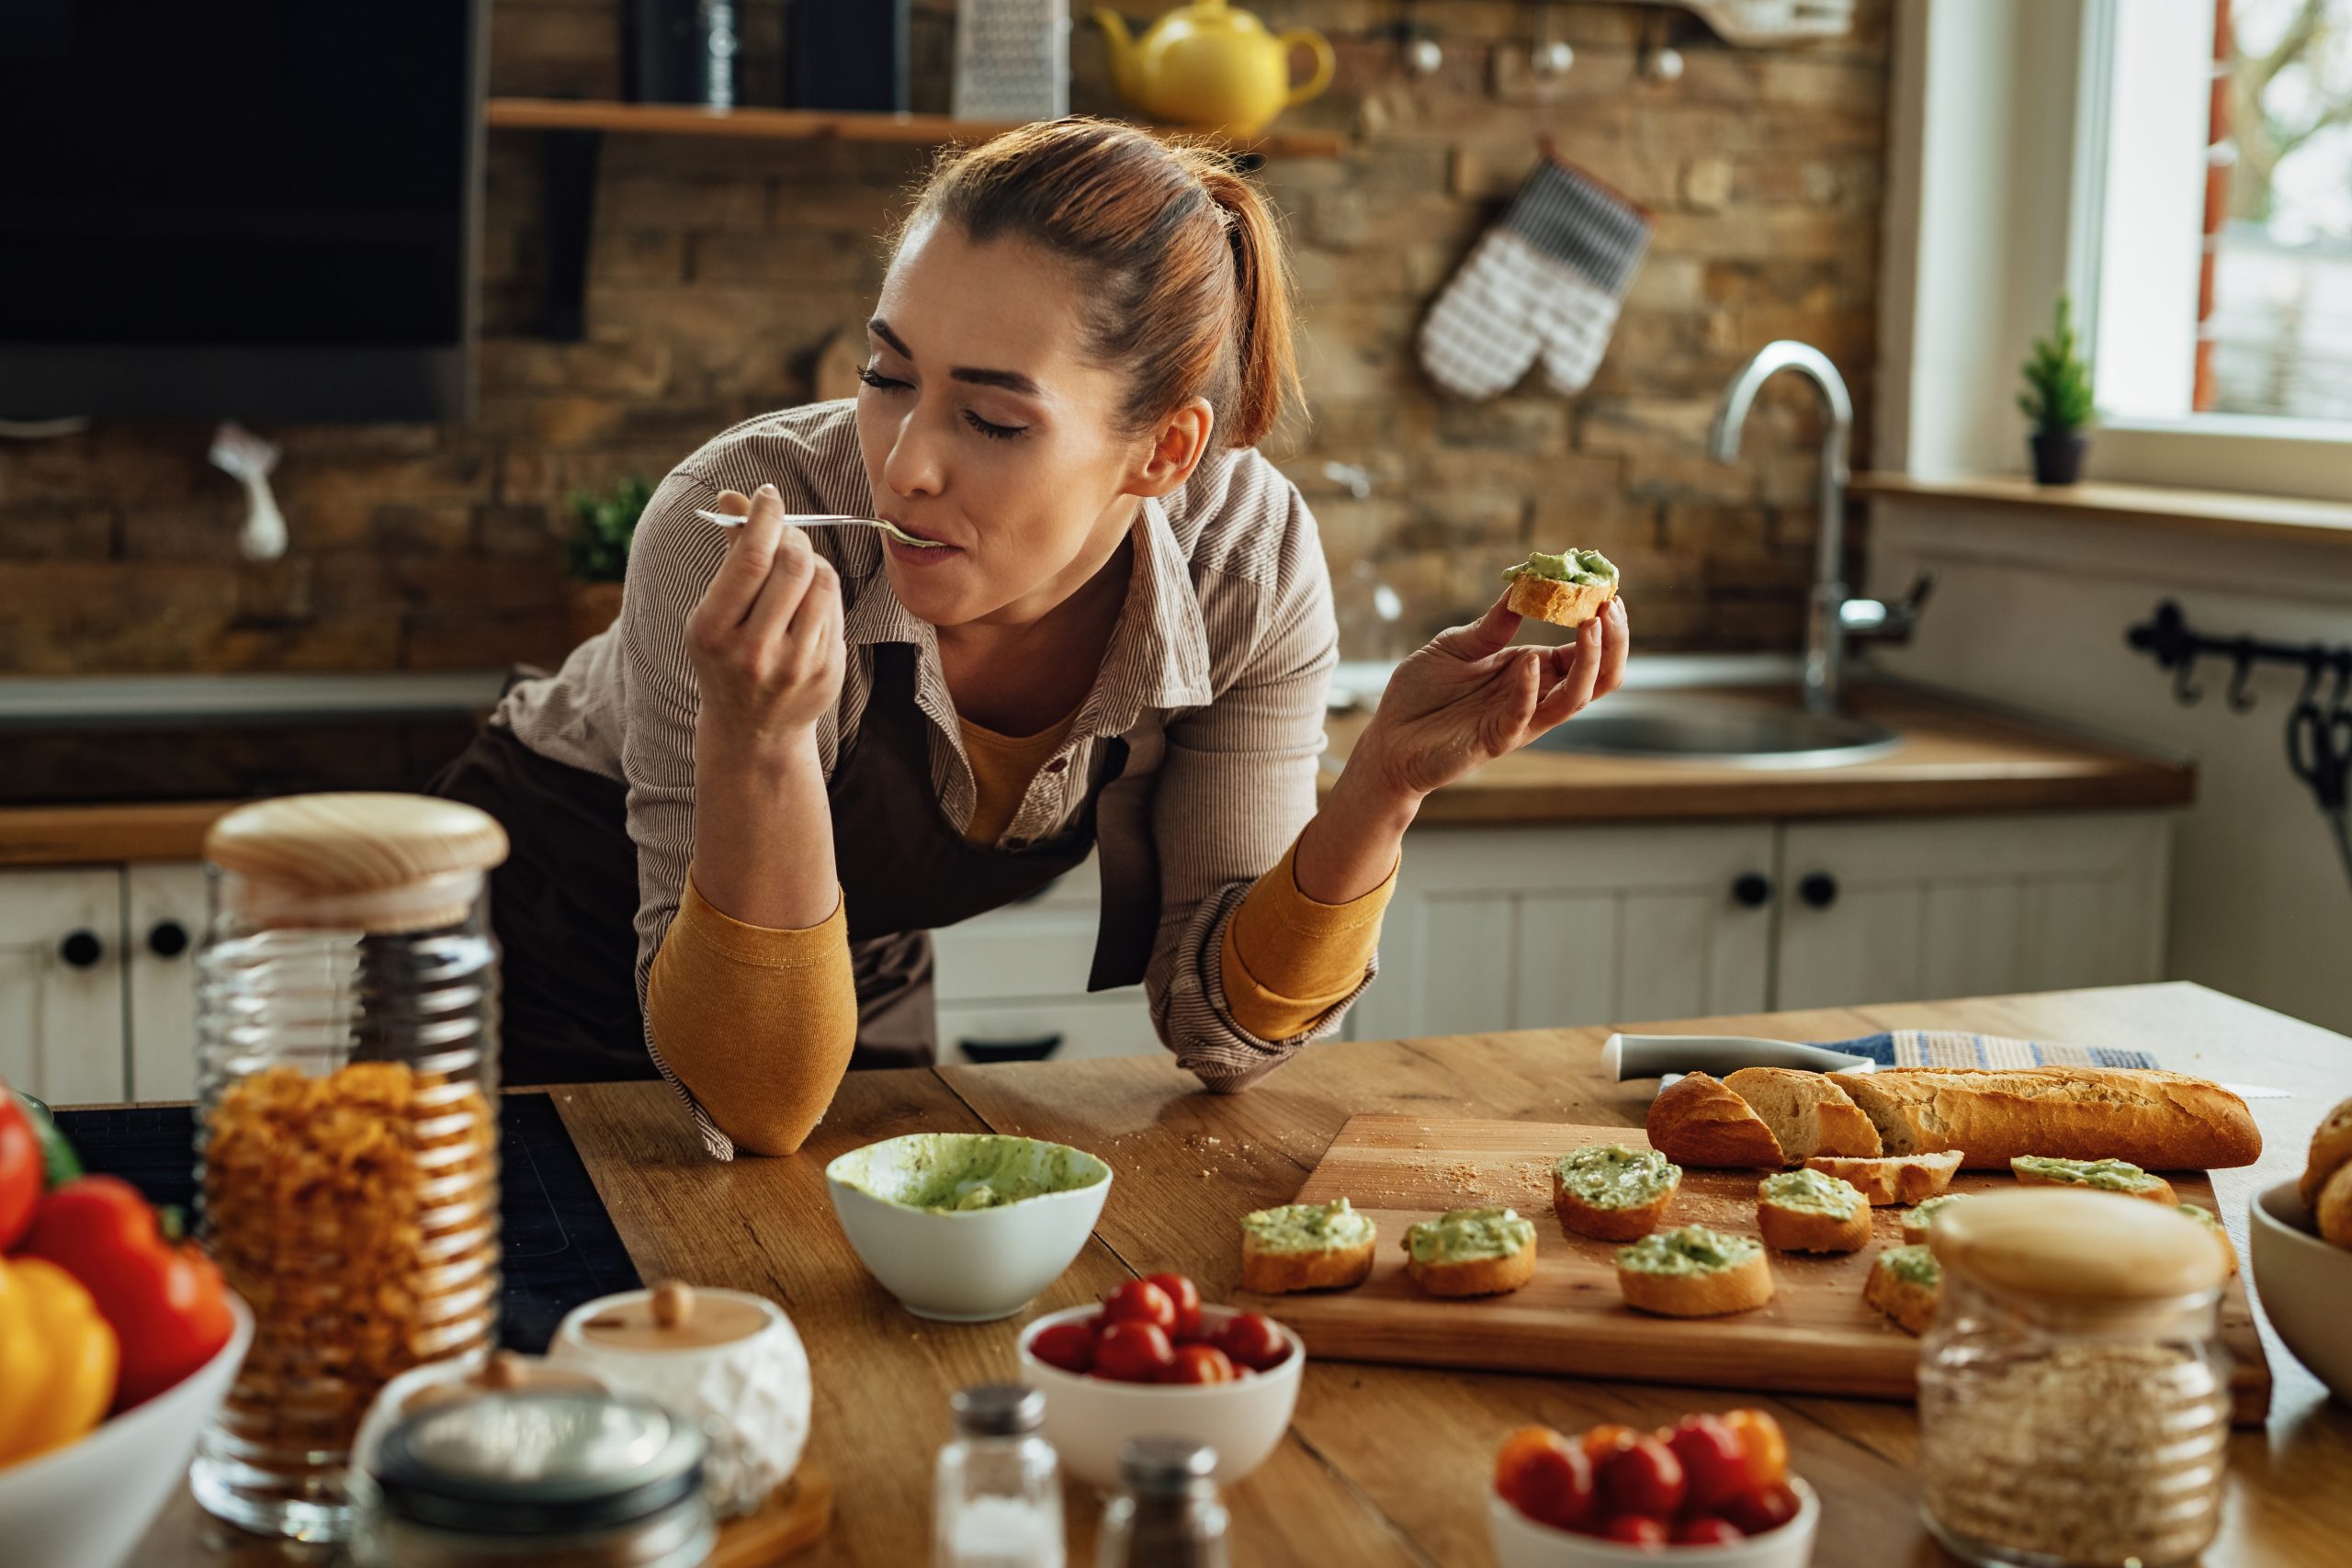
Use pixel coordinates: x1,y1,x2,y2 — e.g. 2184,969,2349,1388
135,983,2349,1566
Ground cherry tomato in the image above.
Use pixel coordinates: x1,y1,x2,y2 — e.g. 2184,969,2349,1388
1162,1344,1238,1384
1145,1272,1204,1341
1598,1437,1686,1518
1600,1514,1668,1547
1215,1311,1290,1372
1666,1414,1750,1512
1721,1408,1789,1490
1092,1320,1174,1383
1578,1423,1642,1468
1724,1482,1802,1536
1495,1427,1595,1533
1673,1517,1747,1546
1029,1320,1098,1375
1102,1279,1177,1336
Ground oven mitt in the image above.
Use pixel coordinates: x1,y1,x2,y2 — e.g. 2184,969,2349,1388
1418,157,1651,400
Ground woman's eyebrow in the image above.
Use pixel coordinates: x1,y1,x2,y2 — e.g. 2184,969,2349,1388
868,317,1041,396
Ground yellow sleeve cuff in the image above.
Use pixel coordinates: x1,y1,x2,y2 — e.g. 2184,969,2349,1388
670,873,847,966
1220,837,1394,1042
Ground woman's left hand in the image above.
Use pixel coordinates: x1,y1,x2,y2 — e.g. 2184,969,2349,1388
1351,592,1630,804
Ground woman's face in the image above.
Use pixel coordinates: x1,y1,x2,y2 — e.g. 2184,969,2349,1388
854,220,1201,629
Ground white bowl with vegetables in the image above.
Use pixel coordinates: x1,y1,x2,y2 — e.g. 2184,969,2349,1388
826,1133,1112,1322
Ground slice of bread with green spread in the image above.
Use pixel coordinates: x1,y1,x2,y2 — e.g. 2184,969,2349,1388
1553,1145,1681,1242
1756,1168,1871,1254
1239,1198,1377,1293
1402,1206,1537,1298
2010,1155,2178,1205
1901,1191,1972,1246
1501,548,1619,627
1864,1244,1940,1335
1614,1225,1774,1317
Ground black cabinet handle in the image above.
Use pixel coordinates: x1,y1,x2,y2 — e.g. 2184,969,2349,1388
956,1033,1064,1064
147,919,191,959
58,930,105,969
1798,873,1839,909
1731,873,1773,908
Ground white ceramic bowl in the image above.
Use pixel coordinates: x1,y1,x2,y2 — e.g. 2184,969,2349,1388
1015,1303,1304,1490
0,1293,254,1568
827,1134,1112,1322
1489,1477,1820,1568
2249,1178,2352,1404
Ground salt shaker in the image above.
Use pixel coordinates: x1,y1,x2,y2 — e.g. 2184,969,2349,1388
1096,1438,1229,1568
934,1384,1065,1568
1917,1188,2232,1568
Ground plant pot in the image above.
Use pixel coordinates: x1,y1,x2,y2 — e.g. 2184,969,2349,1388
2029,428,2087,486
565,581,625,648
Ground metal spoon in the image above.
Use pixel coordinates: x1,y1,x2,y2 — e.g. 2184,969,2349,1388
693,507,950,549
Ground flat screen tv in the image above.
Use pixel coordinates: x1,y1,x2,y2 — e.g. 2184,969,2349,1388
0,1,485,423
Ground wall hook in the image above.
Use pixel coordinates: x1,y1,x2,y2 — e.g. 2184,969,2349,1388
2226,642,2258,713
2173,653,2202,706
1531,3,1574,79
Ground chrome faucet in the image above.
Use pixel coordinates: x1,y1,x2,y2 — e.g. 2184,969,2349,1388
1707,340,1932,714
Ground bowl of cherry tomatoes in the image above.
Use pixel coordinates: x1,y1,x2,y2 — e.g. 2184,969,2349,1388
1016,1271,1302,1490
1488,1409,1818,1567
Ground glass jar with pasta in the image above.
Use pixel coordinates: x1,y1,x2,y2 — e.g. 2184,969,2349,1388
189,794,508,1543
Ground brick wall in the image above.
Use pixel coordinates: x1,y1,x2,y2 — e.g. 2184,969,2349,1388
0,0,1887,675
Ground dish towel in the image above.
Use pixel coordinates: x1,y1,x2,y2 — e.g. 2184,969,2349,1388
1417,157,1651,400
1827,1031,2159,1070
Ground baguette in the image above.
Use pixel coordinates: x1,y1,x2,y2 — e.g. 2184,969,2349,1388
1552,1145,1680,1242
1403,1207,1538,1298
1500,548,1620,628
1614,1226,1773,1318
1863,1245,1940,1335
1646,1072,1786,1168
1804,1150,1961,1206
1828,1067,2261,1170
1723,1067,1883,1161
1238,1199,1377,1294
2301,1096,2352,1212
1756,1169,1871,1254
2010,1155,2178,1206
2319,1162,2352,1250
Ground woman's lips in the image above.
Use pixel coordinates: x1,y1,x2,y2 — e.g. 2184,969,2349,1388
880,514,961,564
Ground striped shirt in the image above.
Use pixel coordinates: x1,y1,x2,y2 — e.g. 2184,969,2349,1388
494,400,1371,1154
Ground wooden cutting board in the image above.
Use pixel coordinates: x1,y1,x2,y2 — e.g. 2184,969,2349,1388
1238,1116,2271,1425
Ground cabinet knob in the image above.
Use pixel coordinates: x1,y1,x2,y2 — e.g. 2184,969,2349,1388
1798,873,1839,909
1731,873,1773,908
147,919,191,959
59,930,105,969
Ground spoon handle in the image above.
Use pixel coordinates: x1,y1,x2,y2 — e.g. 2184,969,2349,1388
691,508,945,548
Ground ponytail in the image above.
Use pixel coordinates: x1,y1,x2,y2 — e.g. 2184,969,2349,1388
1193,162,1301,449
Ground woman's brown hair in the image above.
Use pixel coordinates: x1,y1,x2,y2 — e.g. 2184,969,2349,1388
901,118,1301,451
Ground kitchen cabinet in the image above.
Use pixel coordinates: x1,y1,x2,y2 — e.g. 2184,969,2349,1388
0,866,130,1104
126,863,209,1100
932,854,1159,1063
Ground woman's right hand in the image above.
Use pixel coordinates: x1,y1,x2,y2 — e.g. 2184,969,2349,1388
684,483,845,764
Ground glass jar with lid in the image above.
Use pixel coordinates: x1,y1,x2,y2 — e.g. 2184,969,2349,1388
933,1383,1063,1568
1917,1187,2233,1568
1096,1438,1230,1568
189,793,509,1542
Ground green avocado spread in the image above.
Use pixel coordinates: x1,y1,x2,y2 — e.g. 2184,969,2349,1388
1405,1206,1535,1265
1242,1198,1376,1254
1908,1192,1969,1231
1555,1145,1679,1209
829,1133,1109,1214
1501,547,1619,590
1615,1225,1760,1277
2177,1202,2222,1233
1880,1244,1940,1288
1760,1168,1864,1217
2014,1155,2164,1193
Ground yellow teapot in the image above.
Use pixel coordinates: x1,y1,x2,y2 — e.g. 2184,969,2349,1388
1091,0,1334,139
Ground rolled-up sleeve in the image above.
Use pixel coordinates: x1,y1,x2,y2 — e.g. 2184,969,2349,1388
1147,486,1374,1090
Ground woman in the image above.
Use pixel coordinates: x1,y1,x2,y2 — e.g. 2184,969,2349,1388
436,119,1628,1158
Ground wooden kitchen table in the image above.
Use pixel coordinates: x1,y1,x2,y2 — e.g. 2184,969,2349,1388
142,983,2349,1566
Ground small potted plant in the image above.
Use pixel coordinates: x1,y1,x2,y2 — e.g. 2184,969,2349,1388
563,476,651,646
2018,293,2095,486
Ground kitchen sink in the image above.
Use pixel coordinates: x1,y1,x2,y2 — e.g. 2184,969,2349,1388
1525,691,1902,769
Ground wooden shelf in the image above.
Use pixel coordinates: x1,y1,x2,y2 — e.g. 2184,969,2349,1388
484,97,1351,159
1850,471,2352,554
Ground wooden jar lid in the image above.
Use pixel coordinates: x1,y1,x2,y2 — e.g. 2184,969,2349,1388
205,793,508,932
1931,1188,2224,1303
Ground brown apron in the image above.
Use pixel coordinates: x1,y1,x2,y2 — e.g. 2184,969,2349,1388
432,643,1132,1086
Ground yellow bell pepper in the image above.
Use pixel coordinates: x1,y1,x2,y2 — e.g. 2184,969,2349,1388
0,1256,119,1468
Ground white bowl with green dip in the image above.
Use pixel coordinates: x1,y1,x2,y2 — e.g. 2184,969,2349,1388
825,1133,1112,1322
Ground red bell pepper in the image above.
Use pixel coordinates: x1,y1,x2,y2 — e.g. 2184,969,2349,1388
0,1087,39,1252
18,1176,236,1411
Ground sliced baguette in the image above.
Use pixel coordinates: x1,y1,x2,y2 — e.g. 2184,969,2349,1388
1804,1151,1962,1206
2301,1095,2352,1212
1552,1146,1680,1242
1614,1227,1774,1318
1901,1192,1971,1245
2010,1155,2178,1206
1723,1067,1883,1161
1506,573,1614,627
1404,1239,1537,1298
1645,1072,1786,1169
1240,1233,1376,1293
1827,1066,2261,1170
1756,1171,1871,1254
1863,1246,1940,1335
